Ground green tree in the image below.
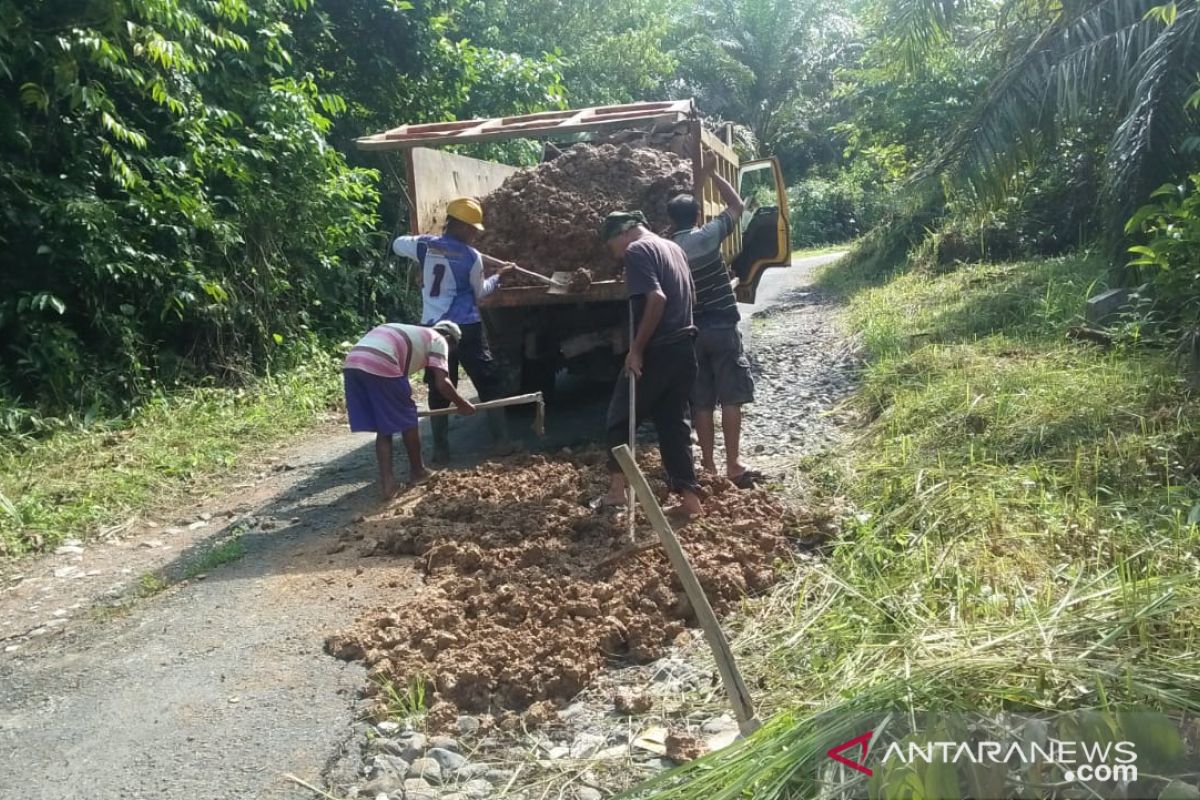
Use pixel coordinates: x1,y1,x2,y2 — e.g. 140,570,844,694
673,0,856,153
0,0,570,427
289,0,567,151
0,0,380,422
890,0,1200,224
465,0,681,105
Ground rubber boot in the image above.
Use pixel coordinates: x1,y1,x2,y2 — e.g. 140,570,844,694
430,415,451,465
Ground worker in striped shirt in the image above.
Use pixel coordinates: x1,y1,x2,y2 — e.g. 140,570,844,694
668,159,763,488
343,321,475,499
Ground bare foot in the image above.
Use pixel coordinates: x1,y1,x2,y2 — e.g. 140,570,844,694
380,481,400,501
701,461,718,474
664,504,702,527
409,468,438,487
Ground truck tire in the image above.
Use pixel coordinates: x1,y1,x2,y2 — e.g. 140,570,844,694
520,356,559,404
490,341,524,398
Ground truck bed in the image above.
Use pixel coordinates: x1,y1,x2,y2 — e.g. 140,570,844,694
481,280,627,308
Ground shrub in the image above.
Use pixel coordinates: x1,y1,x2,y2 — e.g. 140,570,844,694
1125,174,1200,318
787,157,902,248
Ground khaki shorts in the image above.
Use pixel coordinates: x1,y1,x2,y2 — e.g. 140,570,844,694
691,326,755,409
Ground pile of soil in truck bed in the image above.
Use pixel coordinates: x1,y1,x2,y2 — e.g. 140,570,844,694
475,144,693,286
325,450,801,728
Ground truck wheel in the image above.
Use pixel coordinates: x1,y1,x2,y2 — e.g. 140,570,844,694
520,357,559,404
487,338,523,398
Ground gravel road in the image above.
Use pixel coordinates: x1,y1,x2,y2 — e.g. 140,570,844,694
0,253,845,800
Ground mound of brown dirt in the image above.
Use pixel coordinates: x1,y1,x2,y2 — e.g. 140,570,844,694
566,267,593,292
476,144,693,285
325,450,797,724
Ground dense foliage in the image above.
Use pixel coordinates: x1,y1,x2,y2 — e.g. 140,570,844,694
0,0,564,430
1,1,374,429
1126,175,1200,319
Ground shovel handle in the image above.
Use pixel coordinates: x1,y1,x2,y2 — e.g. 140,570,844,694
511,265,563,287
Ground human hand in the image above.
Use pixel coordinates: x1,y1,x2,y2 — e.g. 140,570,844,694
624,349,643,379
456,400,477,416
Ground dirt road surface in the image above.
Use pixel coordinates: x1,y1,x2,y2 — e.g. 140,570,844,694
0,253,844,800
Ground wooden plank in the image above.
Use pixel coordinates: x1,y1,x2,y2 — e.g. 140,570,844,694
700,127,738,168
375,101,690,141
500,109,578,124
357,112,691,151
592,101,682,116
360,100,696,150
610,444,761,736
404,149,419,235
407,148,521,234
694,127,741,265
555,108,595,128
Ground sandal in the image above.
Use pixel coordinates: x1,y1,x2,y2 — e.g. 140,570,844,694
730,469,766,489
589,495,628,514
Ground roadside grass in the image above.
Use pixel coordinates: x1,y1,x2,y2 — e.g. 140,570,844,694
633,253,1200,798
136,572,169,598
791,242,854,261
0,354,343,557
89,534,248,623
182,535,247,579
377,675,431,728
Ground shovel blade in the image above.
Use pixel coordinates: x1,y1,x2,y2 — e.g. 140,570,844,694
548,272,573,294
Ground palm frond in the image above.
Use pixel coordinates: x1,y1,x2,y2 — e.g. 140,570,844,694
1108,4,1200,207
920,0,1200,222
883,0,974,75
917,20,1061,202
1052,0,1162,118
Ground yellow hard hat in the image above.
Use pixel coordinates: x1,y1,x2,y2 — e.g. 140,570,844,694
446,197,485,231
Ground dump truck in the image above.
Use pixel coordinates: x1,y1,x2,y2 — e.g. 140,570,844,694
356,99,791,398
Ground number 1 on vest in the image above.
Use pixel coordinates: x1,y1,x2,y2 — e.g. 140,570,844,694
429,263,447,297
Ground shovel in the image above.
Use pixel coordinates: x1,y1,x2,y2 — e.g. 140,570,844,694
511,265,569,294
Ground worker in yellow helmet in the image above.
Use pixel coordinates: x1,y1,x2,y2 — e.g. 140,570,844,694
392,197,520,462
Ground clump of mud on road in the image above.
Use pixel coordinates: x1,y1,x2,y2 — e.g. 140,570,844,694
325,450,800,728
476,144,692,285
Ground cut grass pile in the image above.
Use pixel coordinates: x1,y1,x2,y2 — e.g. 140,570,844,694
0,355,342,557
633,253,1200,798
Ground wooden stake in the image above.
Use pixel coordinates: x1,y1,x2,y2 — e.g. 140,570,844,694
627,307,637,544
611,444,760,735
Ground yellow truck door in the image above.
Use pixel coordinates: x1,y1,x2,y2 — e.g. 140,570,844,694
732,157,791,304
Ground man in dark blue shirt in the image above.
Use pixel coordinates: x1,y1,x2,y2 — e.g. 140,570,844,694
598,210,703,523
